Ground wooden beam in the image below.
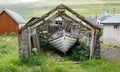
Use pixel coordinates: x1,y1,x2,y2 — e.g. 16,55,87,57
60,13,90,29
63,5,101,30
19,5,59,32
89,29,97,59
61,13,82,25
57,4,67,9
35,12,61,29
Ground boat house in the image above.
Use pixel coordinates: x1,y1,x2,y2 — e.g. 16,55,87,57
18,4,101,59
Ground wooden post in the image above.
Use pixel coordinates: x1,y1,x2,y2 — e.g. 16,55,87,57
36,33,40,52
89,29,97,59
18,31,22,57
28,27,32,56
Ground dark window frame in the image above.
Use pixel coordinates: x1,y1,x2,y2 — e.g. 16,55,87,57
113,24,118,29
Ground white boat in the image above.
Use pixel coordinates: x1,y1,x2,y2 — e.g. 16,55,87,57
49,30,77,54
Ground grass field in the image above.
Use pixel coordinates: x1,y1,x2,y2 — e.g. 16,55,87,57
0,35,120,72
0,0,120,21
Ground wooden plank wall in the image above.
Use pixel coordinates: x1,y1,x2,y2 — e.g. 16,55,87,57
0,11,18,34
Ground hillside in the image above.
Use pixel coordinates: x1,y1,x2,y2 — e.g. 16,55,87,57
0,0,120,21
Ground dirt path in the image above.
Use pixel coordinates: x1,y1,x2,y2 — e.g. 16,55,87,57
101,47,120,62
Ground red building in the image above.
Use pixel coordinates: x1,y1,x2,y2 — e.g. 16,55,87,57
0,8,26,34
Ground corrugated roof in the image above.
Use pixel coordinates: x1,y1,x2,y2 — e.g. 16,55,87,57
0,8,26,24
98,15,110,22
98,10,110,22
102,14,120,24
85,17,97,24
73,16,97,24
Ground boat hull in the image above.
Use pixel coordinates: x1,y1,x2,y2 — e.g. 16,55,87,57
49,35,77,54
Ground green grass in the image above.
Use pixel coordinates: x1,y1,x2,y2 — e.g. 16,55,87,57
101,43,113,48
81,59,120,72
0,35,120,72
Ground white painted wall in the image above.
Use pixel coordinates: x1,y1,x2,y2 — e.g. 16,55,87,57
103,24,120,46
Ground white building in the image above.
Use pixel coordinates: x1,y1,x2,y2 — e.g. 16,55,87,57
102,14,120,47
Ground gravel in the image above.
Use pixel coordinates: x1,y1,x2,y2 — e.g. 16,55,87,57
101,47,120,62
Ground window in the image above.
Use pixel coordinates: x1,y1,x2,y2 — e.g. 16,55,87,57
114,25,118,29
55,20,63,25
55,17,63,25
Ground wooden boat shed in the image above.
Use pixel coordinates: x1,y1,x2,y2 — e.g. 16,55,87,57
18,4,101,59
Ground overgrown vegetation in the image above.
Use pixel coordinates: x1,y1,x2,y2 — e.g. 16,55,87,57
66,42,89,61
0,35,120,72
39,32,51,51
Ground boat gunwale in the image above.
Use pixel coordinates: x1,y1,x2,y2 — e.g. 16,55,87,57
49,34,77,42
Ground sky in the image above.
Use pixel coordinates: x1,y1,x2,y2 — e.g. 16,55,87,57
0,0,39,5
14,0,39,3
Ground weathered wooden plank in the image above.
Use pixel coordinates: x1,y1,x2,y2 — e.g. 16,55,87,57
60,13,90,29
35,12,60,29
32,35,37,48
36,33,40,52
31,34,40,52
28,27,32,56
31,21,43,29
89,29,97,59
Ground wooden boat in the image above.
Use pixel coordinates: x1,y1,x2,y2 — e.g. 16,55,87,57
49,30,77,54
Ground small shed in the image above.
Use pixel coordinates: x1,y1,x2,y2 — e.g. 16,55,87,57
0,8,26,34
102,14,120,47
18,4,101,59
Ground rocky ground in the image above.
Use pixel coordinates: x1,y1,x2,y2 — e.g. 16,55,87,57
101,46,120,62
